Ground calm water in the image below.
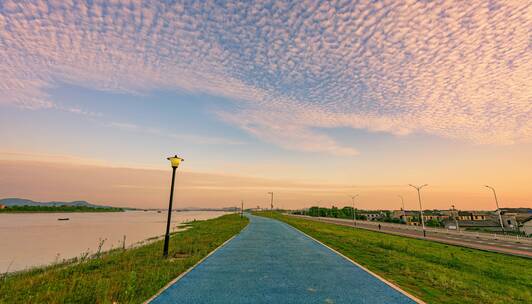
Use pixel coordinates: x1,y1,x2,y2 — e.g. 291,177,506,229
0,211,228,273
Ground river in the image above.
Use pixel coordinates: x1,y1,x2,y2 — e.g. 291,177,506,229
0,210,228,273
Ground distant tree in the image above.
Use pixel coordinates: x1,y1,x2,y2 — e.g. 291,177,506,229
0,205,123,213
426,218,443,227
341,206,353,219
382,217,401,224
308,206,319,217
330,206,339,218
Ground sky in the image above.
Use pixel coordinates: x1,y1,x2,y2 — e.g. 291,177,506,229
1,0,531,210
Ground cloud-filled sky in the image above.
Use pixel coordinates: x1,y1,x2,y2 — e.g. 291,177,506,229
1,1,531,209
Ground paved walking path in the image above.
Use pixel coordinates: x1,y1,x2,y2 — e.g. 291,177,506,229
150,215,416,304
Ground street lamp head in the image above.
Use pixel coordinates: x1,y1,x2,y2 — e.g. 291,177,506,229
167,155,184,168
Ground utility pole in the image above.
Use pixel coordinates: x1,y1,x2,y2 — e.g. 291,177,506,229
241,200,244,218
484,185,505,232
409,184,428,237
351,195,359,227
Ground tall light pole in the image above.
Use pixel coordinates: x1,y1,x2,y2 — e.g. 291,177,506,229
241,200,244,218
409,184,428,237
484,185,505,232
451,204,459,231
351,195,359,227
398,195,406,223
164,155,184,258
267,192,274,218
268,192,274,210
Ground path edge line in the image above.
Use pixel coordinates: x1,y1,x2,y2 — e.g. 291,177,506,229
279,219,426,304
144,219,250,303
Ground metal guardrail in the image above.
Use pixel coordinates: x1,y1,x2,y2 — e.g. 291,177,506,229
289,214,532,245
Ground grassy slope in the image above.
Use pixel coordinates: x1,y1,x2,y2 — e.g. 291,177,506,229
257,212,532,304
0,214,248,304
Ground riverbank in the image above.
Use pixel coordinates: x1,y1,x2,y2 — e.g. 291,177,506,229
0,205,124,213
255,212,532,304
1,211,228,272
0,214,248,303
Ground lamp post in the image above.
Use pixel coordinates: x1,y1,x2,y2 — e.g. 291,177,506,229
451,204,459,231
163,155,184,258
398,195,406,223
484,185,505,232
268,192,274,217
351,195,359,227
409,184,428,237
268,192,274,210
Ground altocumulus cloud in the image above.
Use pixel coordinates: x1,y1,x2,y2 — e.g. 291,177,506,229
1,0,531,155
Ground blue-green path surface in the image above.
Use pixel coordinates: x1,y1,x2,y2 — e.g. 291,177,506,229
151,215,415,304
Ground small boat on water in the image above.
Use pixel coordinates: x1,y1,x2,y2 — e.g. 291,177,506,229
57,218,70,221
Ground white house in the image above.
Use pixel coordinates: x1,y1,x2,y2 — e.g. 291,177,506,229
520,217,532,236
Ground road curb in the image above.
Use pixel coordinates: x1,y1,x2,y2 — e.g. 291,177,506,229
144,218,250,303
275,218,426,304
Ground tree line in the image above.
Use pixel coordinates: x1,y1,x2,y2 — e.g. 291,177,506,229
0,205,124,213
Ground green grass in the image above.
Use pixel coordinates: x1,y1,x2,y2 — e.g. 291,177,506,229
256,212,532,304
0,214,248,303
0,205,124,213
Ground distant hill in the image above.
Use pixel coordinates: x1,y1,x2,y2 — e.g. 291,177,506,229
0,198,113,209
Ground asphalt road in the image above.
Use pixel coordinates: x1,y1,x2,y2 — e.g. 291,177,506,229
150,215,417,304
293,215,532,258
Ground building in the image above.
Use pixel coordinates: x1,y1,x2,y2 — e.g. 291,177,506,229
395,210,448,223
456,211,493,221
501,208,532,232
391,210,421,225
438,210,501,231
391,210,404,220
422,211,449,221
0,204,6,209
520,217,532,236
362,212,385,221
501,208,532,214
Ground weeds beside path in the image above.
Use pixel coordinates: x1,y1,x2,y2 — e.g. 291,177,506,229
255,212,532,304
0,214,248,303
